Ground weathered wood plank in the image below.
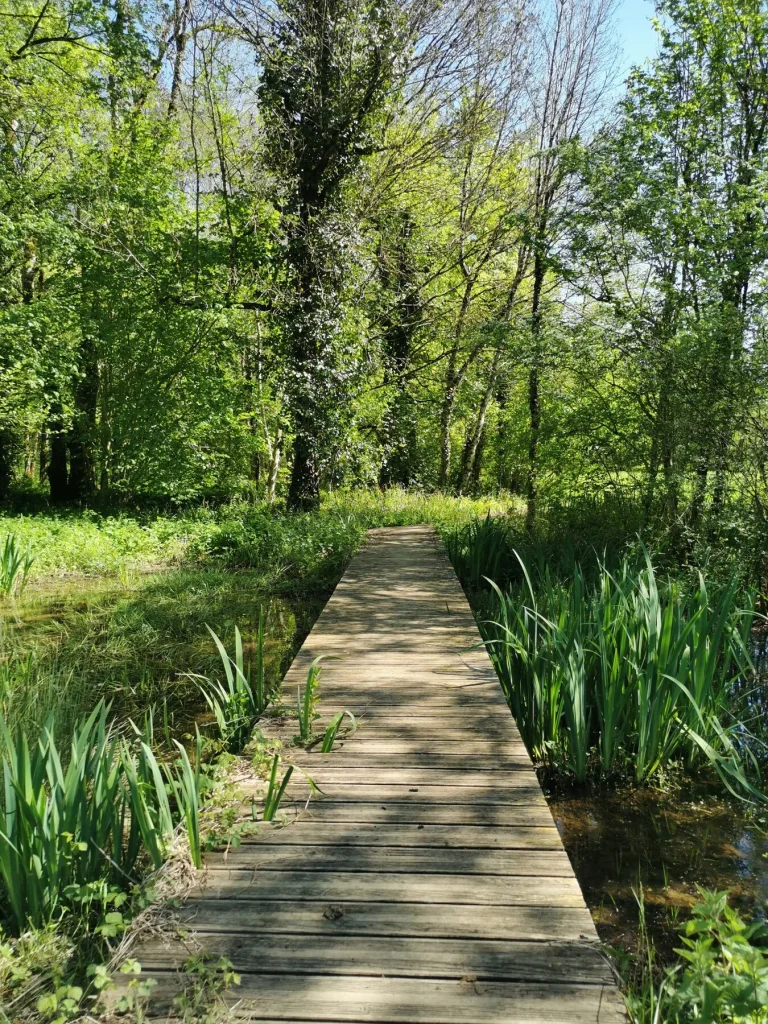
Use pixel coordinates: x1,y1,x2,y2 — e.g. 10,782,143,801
263,800,557,825
238,822,563,850
173,899,596,942
278,751,534,770
197,870,587,906
136,974,627,1023
204,846,573,875
250,783,548,805
140,934,613,984
256,768,539,786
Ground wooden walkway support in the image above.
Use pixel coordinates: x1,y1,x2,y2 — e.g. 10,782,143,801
137,526,625,1022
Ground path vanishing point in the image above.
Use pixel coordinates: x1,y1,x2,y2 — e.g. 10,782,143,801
136,525,626,1022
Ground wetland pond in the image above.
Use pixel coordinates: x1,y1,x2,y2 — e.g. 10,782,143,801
0,568,325,740
546,780,768,965
4,570,767,972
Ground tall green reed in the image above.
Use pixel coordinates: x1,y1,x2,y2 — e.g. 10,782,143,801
196,619,267,753
0,702,209,933
0,534,34,598
482,551,762,797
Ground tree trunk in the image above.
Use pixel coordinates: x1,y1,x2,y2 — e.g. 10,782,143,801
377,212,420,487
438,380,457,488
68,341,98,503
288,426,320,510
167,0,191,117
459,348,501,493
267,427,283,503
48,404,69,503
0,429,15,501
471,423,486,491
526,251,545,532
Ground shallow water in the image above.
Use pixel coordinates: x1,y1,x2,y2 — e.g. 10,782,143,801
0,570,325,738
546,781,768,964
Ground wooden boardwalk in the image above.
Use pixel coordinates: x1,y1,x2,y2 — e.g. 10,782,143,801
138,526,625,1022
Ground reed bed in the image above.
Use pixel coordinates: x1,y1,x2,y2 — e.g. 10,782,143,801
448,521,764,798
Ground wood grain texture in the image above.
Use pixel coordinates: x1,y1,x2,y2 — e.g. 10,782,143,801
135,974,628,1024
125,526,622,1022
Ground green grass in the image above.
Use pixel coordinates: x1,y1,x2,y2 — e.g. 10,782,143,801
0,489,509,583
446,518,764,799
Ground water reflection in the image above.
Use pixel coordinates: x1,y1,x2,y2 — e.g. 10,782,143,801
546,781,768,963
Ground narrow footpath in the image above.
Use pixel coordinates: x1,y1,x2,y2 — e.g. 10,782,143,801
138,526,625,1023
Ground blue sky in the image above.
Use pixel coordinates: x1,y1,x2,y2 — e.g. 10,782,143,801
615,0,659,77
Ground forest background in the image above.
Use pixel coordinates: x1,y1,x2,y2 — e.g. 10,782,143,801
3,0,768,590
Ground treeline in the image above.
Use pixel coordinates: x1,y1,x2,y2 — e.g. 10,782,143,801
2,0,768,539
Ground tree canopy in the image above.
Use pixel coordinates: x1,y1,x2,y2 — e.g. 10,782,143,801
1,0,767,568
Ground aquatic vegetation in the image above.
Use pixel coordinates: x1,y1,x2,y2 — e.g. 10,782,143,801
196,621,267,754
0,534,34,598
0,701,214,933
626,889,768,1024
475,551,762,798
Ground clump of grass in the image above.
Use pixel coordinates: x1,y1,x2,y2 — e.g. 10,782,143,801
0,701,209,934
480,550,763,799
196,620,267,754
259,754,294,822
296,659,323,743
321,710,357,752
0,534,34,598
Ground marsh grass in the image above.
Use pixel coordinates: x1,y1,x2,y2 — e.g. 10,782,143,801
260,754,294,821
297,660,322,743
0,535,34,598
321,710,357,752
195,621,268,754
473,549,762,798
0,703,170,932
0,571,319,746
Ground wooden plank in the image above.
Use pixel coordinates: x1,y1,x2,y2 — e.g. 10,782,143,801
204,846,574,875
134,974,627,1023
278,751,534,770
197,870,587,907
275,740,534,755
268,722,522,740
140,934,613,984
238,822,563,850
251,785,549,807
173,899,596,942
264,801,557,825
258,769,538,787
126,526,622,1023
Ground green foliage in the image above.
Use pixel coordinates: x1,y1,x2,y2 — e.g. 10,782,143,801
259,754,294,822
321,710,357,753
297,660,323,743
469,545,761,796
172,954,241,1023
0,702,170,932
0,533,34,597
197,623,267,754
0,700,215,934
627,890,768,1024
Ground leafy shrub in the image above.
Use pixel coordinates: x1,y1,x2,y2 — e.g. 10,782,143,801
628,890,768,1024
